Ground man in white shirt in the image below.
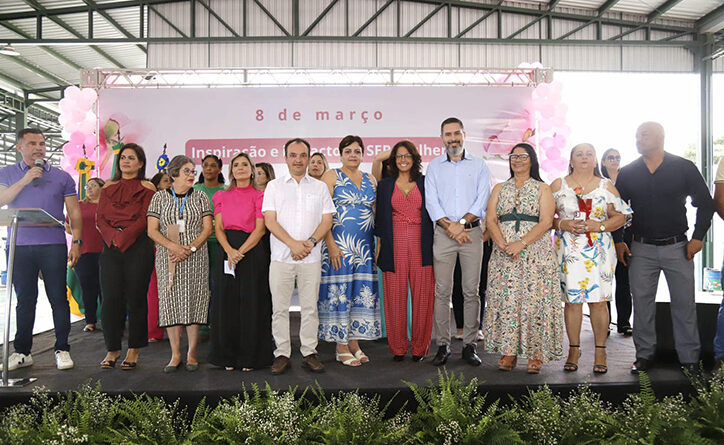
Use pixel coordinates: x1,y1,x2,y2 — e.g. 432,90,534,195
263,138,335,375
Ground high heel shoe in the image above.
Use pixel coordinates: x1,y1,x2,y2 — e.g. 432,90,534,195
527,359,543,374
563,345,581,372
593,345,607,374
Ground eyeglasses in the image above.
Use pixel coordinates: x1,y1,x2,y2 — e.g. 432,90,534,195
606,155,621,161
509,154,530,161
395,154,413,160
182,168,197,176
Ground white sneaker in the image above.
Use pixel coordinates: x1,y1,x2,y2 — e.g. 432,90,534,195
0,352,33,371
55,350,74,370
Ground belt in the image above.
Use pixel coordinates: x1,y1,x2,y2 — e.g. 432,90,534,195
632,233,687,246
498,211,539,232
437,219,481,230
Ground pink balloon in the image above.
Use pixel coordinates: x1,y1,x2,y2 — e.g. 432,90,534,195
69,131,85,146
65,121,80,133
535,83,551,99
539,103,556,119
78,120,95,135
80,88,97,106
539,118,554,133
551,114,566,128
64,86,81,102
545,146,562,160
540,137,555,151
548,82,563,102
58,113,70,127
556,125,572,139
83,134,97,151
70,109,86,124
59,98,74,114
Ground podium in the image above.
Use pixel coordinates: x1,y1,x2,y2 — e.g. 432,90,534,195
0,209,63,388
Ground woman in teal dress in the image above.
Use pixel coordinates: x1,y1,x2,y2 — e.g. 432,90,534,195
319,135,381,367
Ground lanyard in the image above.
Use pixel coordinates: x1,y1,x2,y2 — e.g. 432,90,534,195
170,188,189,219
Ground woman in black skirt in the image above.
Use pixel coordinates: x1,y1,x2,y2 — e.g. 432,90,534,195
208,152,274,371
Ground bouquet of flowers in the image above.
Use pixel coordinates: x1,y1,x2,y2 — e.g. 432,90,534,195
573,187,593,247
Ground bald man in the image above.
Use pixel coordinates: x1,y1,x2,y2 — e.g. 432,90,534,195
614,122,714,375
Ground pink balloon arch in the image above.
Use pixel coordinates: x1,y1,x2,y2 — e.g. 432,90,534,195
58,86,112,181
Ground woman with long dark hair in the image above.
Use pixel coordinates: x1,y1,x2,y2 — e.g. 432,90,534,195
600,148,633,336
255,162,275,190
374,140,434,361
96,143,156,370
552,143,631,374
209,152,274,371
483,143,562,374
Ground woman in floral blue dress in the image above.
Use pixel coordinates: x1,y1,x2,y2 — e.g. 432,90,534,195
319,135,381,367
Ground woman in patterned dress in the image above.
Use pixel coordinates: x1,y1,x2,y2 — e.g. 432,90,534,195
147,155,213,373
552,143,632,374
483,143,562,374
319,135,381,366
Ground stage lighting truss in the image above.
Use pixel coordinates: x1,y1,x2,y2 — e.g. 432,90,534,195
81,67,553,90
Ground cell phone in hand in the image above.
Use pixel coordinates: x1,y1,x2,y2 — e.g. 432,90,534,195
573,211,586,221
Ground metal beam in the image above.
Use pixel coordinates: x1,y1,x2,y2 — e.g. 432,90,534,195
148,4,188,37
697,4,724,34
556,0,623,40
0,54,71,86
353,0,395,37
252,0,290,36
699,34,714,269
0,21,84,71
197,0,242,38
0,0,188,21
2,35,698,47
608,0,685,41
20,0,127,68
507,1,562,40
456,1,503,38
81,0,147,53
404,2,445,37
302,0,339,36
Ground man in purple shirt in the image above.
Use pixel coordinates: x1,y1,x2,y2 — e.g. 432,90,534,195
0,129,82,371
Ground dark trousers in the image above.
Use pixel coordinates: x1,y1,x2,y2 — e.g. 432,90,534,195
74,252,102,325
452,240,492,329
12,244,70,355
100,236,154,352
612,260,632,329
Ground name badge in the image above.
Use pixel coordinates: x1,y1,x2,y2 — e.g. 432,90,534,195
177,219,185,233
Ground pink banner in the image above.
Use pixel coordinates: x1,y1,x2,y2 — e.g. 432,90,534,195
186,137,447,164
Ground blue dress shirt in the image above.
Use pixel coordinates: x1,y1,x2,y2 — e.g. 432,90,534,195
424,150,491,223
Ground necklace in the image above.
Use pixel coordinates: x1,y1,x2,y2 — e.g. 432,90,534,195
569,175,596,193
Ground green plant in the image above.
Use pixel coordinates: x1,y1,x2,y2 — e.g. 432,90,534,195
506,384,565,445
107,393,190,444
608,372,705,445
307,388,411,445
407,370,521,445
689,369,724,443
188,383,310,444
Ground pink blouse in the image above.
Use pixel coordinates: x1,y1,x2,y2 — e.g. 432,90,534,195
212,185,264,233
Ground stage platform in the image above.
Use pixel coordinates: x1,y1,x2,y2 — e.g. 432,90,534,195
0,314,701,410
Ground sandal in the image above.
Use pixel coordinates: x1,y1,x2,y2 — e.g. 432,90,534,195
120,361,137,371
353,350,369,363
335,352,361,367
498,355,517,371
593,345,608,374
563,345,581,372
100,359,116,369
84,324,96,332
527,359,543,374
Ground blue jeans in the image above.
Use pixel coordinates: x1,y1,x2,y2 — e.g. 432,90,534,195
12,244,70,355
715,261,724,360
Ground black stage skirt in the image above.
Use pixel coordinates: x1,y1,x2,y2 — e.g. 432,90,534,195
208,229,274,369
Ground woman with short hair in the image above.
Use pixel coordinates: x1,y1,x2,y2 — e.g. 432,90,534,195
147,155,213,372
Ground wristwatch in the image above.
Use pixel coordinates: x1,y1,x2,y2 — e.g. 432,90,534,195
190,245,197,253
308,236,318,247
72,239,83,246
599,224,606,232
459,218,466,225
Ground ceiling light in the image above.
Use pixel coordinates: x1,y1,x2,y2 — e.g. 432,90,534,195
0,44,20,56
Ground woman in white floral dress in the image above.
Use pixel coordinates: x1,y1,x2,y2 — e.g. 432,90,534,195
552,143,632,374
318,135,381,367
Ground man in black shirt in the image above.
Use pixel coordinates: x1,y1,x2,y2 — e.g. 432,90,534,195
614,122,714,375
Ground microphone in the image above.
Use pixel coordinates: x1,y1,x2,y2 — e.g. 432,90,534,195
32,158,43,187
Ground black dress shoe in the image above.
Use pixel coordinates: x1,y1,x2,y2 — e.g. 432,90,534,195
631,358,653,374
432,345,451,366
412,355,424,362
462,344,482,366
393,355,405,362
